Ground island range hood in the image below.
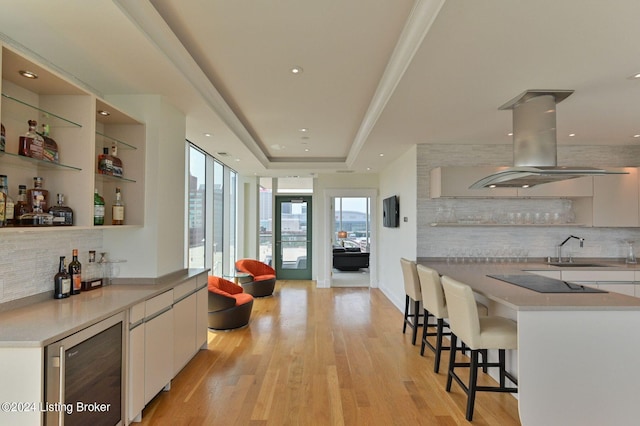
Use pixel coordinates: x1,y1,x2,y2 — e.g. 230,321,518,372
469,90,626,189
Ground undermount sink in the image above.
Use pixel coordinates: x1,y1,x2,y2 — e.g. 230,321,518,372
548,262,610,268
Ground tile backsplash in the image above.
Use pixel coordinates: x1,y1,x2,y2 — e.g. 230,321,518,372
417,144,640,259
0,229,102,304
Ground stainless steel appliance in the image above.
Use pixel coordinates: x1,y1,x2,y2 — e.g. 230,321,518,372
45,312,125,426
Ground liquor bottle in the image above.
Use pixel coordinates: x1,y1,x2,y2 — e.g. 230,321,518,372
69,249,82,295
13,185,30,225
81,250,103,291
94,189,105,225
48,193,73,226
111,145,123,178
0,175,6,227
1,122,5,152
39,124,59,163
18,120,44,160
97,147,113,175
27,176,49,213
1,178,14,226
112,187,124,225
54,256,71,299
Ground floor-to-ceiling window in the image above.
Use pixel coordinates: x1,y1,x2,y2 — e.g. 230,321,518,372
188,146,206,268
187,142,238,276
259,178,273,265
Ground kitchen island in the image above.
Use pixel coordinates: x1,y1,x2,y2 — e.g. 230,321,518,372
419,259,640,426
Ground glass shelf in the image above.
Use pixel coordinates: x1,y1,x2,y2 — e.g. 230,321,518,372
0,151,81,171
1,93,82,128
95,131,137,150
95,173,136,184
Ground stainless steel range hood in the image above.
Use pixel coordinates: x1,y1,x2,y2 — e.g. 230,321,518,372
470,90,626,189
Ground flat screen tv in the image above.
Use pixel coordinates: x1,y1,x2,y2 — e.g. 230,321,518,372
383,195,399,228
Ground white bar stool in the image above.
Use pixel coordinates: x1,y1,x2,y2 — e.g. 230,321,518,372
441,275,518,421
416,265,488,373
400,258,425,345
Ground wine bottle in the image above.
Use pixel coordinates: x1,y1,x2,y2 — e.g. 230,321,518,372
0,175,7,227
94,189,105,225
13,185,30,226
54,256,71,299
112,187,124,225
3,181,14,227
1,122,5,152
69,249,82,295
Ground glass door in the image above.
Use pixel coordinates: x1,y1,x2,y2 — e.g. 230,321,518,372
274,195,312,280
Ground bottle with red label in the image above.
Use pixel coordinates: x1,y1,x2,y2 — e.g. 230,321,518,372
68,249,82,295
18,120,44,160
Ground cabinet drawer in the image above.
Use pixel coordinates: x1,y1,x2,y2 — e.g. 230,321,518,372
145,290,173,318
562,270,635,282
173,278,197,301
130,302,145,325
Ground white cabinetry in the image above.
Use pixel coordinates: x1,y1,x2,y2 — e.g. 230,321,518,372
430,167,518,198
563,169,637,227
516,176,593,197
144,290,174,405
196,281,209,349
561,270,638,296
128,301,146,423
173,279,197,375
173,275,209,375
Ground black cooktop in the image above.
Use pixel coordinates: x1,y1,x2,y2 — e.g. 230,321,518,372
488,274,608,294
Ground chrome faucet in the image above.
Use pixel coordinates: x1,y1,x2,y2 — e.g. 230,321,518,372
556,235,584,263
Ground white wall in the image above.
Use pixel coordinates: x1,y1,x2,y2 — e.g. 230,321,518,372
103,95,187,278
378,146,418,311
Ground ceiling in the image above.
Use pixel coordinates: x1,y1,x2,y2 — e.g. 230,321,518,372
2,0,640,176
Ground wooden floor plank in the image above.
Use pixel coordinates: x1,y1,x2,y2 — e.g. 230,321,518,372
137,281,521,425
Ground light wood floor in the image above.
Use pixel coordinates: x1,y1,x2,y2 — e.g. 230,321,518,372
138,281,521,425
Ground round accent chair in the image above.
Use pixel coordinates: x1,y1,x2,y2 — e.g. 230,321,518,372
234,259,276,297
208,276,254,330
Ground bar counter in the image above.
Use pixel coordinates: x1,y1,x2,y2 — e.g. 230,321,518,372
418,259,640,426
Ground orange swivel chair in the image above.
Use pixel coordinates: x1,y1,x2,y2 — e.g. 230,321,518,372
208,276,254,330
235,259,276,297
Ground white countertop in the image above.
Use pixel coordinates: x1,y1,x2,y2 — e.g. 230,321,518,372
0,269,208,348
418,259,640,311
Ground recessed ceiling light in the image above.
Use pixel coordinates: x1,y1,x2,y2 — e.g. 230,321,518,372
634,134,640,138
204,133,212,137
569,133,576,137
97,110,110,116
19,70,38,79
379,153,384,157
628,73,640,80
291,66,303,74
489,184,497,188
522,184,530,188
304,148,310,152
507,132,513,136
367,167,371,171
235,158,241,162
299,128,308,132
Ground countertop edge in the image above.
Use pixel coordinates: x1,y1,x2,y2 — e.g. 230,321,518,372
0,268,210,348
